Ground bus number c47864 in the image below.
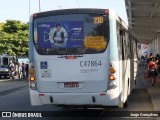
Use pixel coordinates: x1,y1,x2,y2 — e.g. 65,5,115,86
80,60,101,67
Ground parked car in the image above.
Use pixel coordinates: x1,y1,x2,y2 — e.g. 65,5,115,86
0,65,9,79
0,54,17,79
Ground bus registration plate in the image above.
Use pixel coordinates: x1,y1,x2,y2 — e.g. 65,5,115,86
64,82,79,88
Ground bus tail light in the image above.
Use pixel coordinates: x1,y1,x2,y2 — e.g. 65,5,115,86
108,63,117,89
104,9,109,14
109,75,115,80
33,13,37,18
30,82,36,88
109,68,115,74
109,81,116,87
29,69,34,75
110,63,113,67
29,64,37,90
30,76,35,81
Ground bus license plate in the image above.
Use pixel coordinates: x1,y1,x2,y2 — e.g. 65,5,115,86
64,82,79,88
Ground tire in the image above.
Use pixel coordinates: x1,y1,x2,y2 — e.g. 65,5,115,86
123,99,128,108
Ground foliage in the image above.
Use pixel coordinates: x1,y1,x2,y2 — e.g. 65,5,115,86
2,20,28,33
0,23,3,31
0,20,29,57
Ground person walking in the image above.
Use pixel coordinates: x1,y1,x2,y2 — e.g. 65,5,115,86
156,61,160,85
149,53,154,59
154,56,159,84
25,62,29,82
17,63,22,80
9,61,15,80
148,58,156,86
21,62,26,79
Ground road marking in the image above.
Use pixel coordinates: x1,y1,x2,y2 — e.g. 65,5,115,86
0,79,11,82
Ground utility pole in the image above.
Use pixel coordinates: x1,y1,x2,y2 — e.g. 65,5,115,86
39,0,41,12
29,0,30,18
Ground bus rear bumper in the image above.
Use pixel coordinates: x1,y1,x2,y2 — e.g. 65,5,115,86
29,89,42,106
30,89,119,107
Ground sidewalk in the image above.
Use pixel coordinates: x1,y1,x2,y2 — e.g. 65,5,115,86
139,64,160,111
147,86,160,111
0,79,28,97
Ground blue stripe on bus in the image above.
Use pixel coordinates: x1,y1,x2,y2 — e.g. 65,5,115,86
109,19,118,61
29,21,34,63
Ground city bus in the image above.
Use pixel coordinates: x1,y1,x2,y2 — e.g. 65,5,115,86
29,8,138,108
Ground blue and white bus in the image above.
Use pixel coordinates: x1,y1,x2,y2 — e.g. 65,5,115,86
29,9,138,108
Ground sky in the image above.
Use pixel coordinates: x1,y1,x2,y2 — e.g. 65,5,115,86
0,0,128,24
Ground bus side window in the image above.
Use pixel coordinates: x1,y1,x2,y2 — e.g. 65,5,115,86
120,29,125,60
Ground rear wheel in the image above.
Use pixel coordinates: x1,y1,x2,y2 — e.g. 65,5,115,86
123,99,128,108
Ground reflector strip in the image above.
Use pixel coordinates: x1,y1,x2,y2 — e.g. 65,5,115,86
39,94,45,96
100,93,106,96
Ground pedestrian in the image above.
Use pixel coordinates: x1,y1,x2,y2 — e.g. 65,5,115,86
146,53,154,77
22,62,26,79
147,58,156,86
149,53,154,59
156,61,160,85
154,56,159,84
8,61,15,80
155,54,160,60
15,62,19,78
141,55,145,63
18,63,22,80
144,54,149,69
25,62,29,82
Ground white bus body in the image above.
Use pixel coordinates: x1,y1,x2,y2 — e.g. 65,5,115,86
29,9,138,108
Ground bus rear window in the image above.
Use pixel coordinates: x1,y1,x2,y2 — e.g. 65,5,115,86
33,13,109,55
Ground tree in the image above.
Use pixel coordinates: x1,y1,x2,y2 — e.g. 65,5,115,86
0,23,3,31
2,20,22,33
14,31,29,57
0,31,16,55
0,20,29,57
21,22,29,31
